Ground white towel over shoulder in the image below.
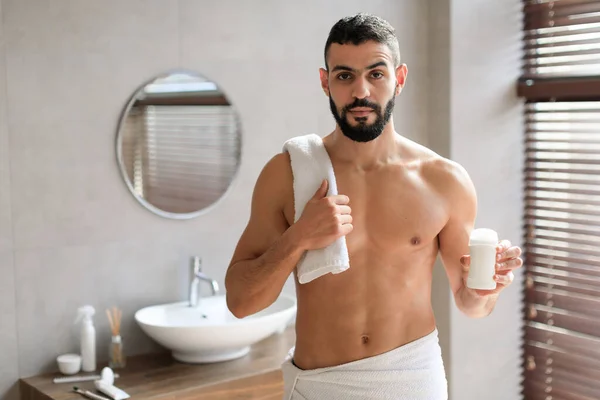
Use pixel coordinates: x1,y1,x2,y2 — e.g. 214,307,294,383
282,133,350,284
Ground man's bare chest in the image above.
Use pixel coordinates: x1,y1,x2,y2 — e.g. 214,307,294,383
336,168,448,253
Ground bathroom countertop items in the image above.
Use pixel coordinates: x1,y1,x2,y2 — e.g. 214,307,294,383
76,305,97,373
20,326,296,400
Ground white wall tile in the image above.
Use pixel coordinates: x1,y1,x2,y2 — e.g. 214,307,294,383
0,0,12,253
449,0,525,399
427,0,453,387
0,1,19,395
0,251,19,397
3,0,181,250
14,239,192,377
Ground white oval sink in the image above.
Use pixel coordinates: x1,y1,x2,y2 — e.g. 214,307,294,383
134,294,296,363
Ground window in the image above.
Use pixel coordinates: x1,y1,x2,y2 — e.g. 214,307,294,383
519,1,600,399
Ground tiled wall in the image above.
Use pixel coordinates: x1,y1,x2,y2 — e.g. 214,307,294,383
0,1,429,398
449,0,525,398
0,2,19,398
428,0,525,398
426,0,453,394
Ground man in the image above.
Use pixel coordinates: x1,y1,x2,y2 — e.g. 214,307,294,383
225,13,523,400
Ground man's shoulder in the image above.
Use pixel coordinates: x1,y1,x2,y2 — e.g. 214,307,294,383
424,155,470,181
415,149,474,197
257,151,293,189
267,151,292,169
400,137,450,169
250,151,294,219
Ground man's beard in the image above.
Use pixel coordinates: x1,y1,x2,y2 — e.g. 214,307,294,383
329,96,395,143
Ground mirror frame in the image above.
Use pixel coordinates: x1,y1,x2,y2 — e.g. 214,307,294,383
115,69,243,220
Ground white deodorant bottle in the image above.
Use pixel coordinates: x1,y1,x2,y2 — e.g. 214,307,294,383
76,305,97,372
467,228,498,290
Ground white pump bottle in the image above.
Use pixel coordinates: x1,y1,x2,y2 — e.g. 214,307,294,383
75,305,96,372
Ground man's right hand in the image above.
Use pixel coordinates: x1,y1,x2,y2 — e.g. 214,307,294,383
292,179,353,250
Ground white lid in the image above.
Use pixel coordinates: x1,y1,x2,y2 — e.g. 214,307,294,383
469,228,498,245
75,305,95,325
101,367,115,385
57,353,81,363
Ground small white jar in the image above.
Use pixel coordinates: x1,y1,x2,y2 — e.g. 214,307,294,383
56,353,82,375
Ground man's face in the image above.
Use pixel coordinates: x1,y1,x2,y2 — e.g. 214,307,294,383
320,41,406,143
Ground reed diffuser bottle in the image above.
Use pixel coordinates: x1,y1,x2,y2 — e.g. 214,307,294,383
106,306,126,369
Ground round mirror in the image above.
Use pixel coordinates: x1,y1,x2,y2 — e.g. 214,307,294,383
116,71,242,219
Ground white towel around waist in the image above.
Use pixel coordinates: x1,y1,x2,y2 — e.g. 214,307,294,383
281,329,448,400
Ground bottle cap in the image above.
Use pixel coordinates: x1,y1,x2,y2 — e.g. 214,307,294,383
469,228,498,246
100,367,115,385
74,305,96,325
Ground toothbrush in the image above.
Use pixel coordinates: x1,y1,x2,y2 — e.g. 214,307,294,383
53,373,120,384
73,386,111,400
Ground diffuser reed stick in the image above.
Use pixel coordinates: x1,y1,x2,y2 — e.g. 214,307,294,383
106,306,126,368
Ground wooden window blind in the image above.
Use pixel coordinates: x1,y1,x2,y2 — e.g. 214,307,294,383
519,1,600,399
121,104,240,214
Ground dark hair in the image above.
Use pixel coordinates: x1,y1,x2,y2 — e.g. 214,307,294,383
324,13,401,70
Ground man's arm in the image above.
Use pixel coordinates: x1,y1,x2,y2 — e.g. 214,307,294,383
225,152,304,318
226,151,353,318
436,160,500,318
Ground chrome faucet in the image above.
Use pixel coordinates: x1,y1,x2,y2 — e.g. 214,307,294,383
189,256,220,307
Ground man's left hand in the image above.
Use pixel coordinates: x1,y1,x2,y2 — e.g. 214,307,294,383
460,240,523,297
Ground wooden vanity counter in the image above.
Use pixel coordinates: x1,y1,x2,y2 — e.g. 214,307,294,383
20,327,295,400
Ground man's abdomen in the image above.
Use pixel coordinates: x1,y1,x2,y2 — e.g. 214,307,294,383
292,289,437,370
